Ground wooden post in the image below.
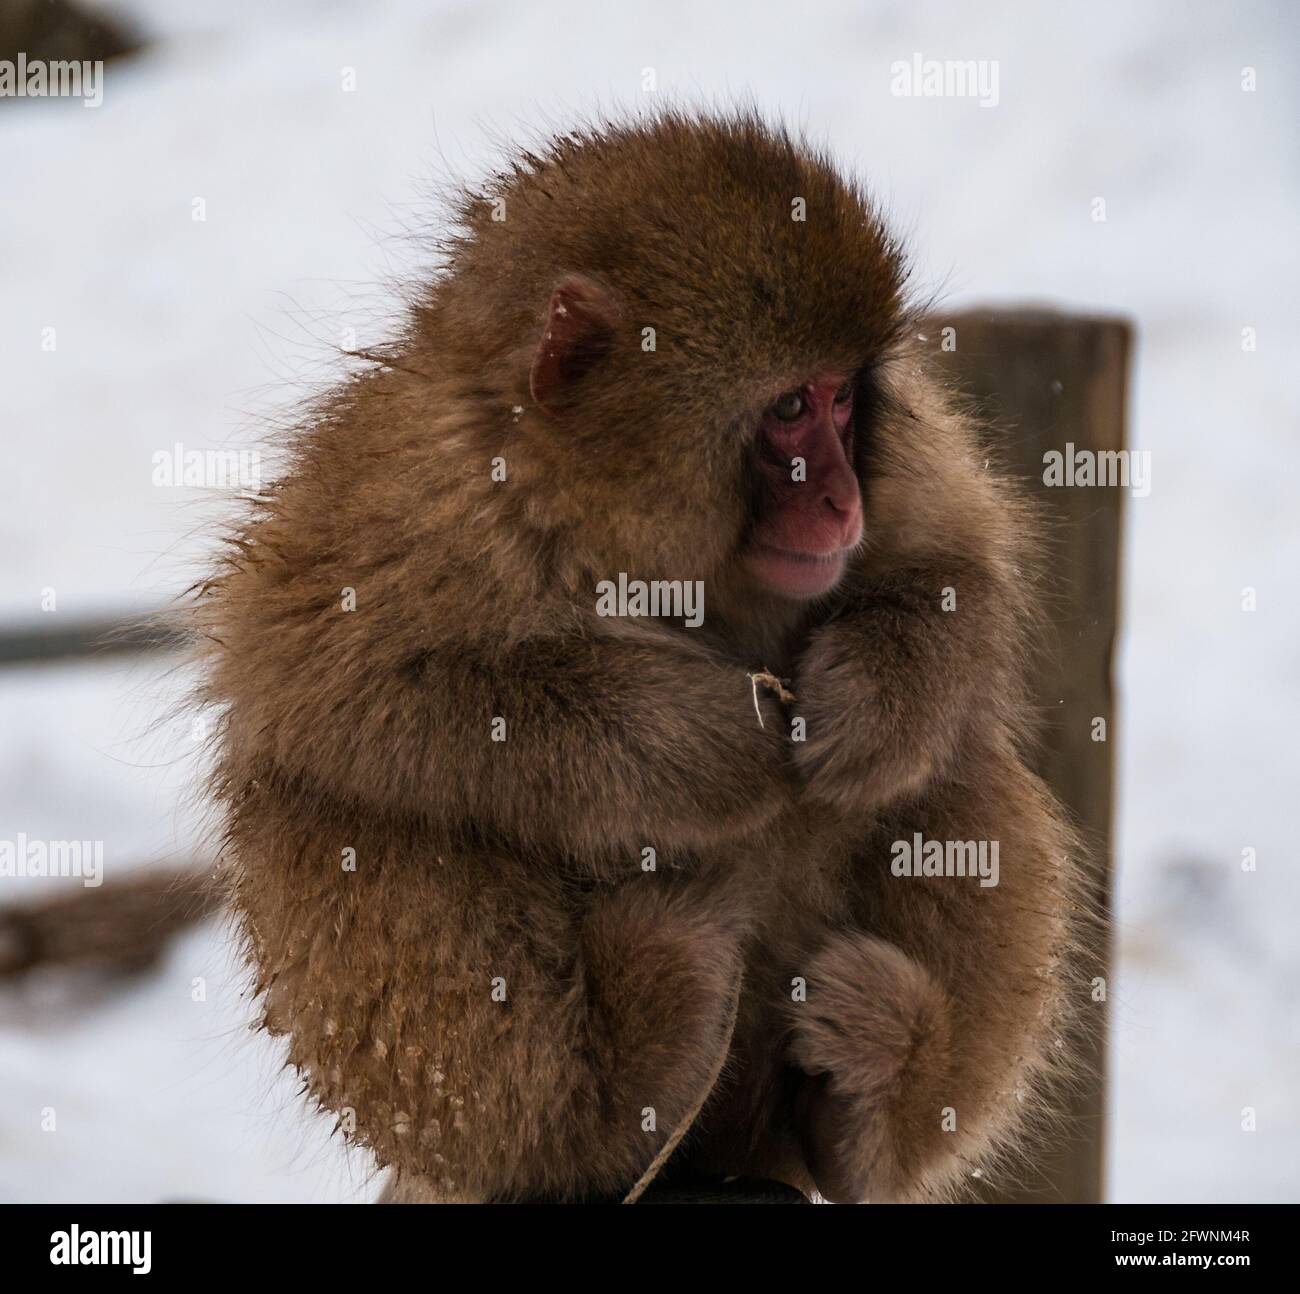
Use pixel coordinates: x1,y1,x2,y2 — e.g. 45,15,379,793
926,308,1131,1203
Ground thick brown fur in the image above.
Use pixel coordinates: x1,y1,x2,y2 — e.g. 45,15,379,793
196,111,1083,1204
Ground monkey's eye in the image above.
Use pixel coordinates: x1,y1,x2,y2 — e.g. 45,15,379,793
833,379,854,405
772,390,805,421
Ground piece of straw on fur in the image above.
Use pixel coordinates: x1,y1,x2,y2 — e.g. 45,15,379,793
748,670,795,727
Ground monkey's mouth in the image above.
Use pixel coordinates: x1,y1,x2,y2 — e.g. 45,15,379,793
744,543,849,599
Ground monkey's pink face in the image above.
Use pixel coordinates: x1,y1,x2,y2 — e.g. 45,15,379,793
741,373,864,600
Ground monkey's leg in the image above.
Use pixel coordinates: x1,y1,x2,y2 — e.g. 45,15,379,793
242,828,746,1204
425,880,744,1202
788,744,1077,1203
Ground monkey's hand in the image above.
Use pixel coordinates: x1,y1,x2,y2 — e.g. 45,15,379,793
791,561,1013,817
789,932,954,1203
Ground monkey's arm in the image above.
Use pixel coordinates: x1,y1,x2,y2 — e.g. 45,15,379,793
792,551,1025,816
221,626,789,862
787,400,1077,1200
790,386,1034,818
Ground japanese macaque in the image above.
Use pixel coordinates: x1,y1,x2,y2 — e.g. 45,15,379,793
198,112,1082,1204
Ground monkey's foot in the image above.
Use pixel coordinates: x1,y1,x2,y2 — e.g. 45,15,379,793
789,932,954,1203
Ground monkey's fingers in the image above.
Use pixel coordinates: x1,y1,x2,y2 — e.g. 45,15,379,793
794,1070,881,1203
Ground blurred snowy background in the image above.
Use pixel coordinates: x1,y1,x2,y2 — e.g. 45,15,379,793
0,0,1296,1203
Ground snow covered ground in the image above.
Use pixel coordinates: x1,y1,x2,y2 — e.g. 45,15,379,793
0,0,1296,1201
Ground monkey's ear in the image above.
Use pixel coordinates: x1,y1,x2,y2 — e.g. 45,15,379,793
529,274,621,414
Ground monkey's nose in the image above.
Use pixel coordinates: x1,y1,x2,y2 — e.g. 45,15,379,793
820,473,863,542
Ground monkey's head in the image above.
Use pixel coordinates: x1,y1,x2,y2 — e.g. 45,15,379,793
426,113,909,611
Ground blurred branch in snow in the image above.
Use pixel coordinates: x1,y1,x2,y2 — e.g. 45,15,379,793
0,0,143,69
0,866,221,981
